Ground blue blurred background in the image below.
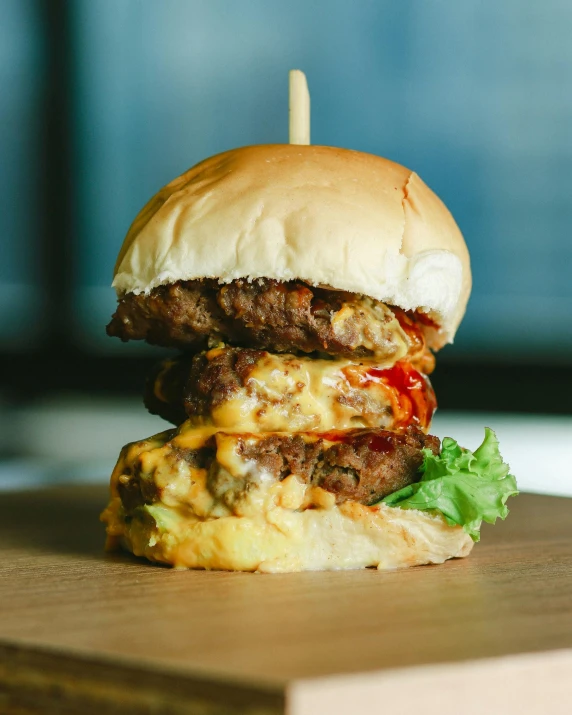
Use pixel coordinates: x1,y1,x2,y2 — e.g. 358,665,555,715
1,0,571,491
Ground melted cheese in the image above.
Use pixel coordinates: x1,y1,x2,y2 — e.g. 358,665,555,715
187,352,434,434
330,297,409,358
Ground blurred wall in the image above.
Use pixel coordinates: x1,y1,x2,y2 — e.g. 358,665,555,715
0,1,44,347
2,0,572,359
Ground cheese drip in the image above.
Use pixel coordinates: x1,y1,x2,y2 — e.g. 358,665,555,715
198,351,435,433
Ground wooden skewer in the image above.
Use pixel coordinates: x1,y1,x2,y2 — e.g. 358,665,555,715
289,70,310,145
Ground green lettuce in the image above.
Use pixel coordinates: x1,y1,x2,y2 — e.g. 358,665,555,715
382,428,518,541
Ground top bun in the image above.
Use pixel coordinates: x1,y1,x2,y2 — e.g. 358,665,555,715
113,145,471,343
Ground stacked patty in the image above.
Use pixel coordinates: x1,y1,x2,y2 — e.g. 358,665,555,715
107,278,435,370
108,278,439,511
116,427,440,514
144,348,437,433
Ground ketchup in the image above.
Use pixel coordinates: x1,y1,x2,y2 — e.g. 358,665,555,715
366,363,423,392
394,307,438,333
392,308,438,376
318,430,351,443
392,308,425,354
414,311,439,329
367,433,395,454
318,429,395,454
363,362,437,430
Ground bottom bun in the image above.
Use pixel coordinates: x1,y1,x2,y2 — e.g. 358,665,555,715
101,427,473,573
103,493,473,573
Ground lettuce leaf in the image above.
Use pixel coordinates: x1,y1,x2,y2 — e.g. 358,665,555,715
382,428,518,541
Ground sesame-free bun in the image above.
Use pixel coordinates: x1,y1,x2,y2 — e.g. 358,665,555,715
103,492,474,573
113,145,471,343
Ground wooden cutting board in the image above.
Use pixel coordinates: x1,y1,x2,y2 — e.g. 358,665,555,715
0,486,571,714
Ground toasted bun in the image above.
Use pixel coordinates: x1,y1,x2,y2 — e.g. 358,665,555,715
113,145,470,343
101,426,473,573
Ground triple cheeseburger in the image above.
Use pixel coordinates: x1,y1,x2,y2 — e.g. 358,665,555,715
101,144,517,572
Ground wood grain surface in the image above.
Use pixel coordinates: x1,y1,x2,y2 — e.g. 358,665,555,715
0,486,571,714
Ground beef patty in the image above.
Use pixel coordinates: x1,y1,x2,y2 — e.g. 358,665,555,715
107,278,433,365
234,427,439,505
145,347,437,433
116,426,439,511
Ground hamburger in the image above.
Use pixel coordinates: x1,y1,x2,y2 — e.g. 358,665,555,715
100,143,517,572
